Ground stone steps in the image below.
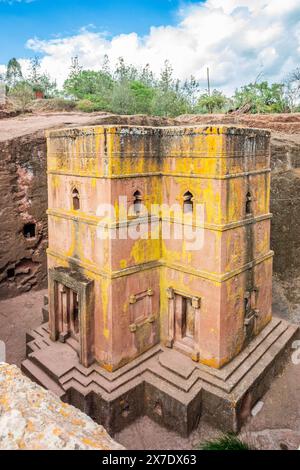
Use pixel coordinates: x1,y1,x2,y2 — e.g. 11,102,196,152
233,322,299,399
21,359,66,399
226,320,297,393
61,362,145,395
146,360,200,394
220,318,284,381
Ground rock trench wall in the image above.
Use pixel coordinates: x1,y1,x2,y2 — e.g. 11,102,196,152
0,132,48,299
270,135,300,275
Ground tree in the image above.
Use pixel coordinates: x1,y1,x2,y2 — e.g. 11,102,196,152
233,81,286,114
140,64,155,88
159,60,174,92
196,89,229,114
285,67,300,111
130,80,155,114
114,57,138,82
182,76,201,111
5,58,23,89
70,56,82,77
27,56,57,97
8,81,34,111
64,70,113,109
110,80,135,115
151,88,188,117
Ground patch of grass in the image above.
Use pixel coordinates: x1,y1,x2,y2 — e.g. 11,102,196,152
198,433,252,451
76,99,105,112
30,98,77,112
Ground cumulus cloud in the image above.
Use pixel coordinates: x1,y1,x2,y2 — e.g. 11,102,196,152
4,0,300,93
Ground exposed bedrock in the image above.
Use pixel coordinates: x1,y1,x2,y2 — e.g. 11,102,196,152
0,133,48,299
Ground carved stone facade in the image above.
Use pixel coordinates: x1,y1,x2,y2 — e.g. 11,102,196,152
22,124,298,436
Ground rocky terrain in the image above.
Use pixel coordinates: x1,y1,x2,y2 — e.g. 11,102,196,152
0,363,123,450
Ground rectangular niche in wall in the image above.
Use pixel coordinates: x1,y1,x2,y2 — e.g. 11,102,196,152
181,296,196,341
129,289,155,332
49,267,94,368
166,287,201,361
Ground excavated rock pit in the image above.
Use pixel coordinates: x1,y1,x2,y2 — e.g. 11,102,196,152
0,112,299,322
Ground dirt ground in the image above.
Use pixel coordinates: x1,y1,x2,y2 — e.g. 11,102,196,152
115,359,300,451
0,289,46,366
0,111,174,142
0,288,299,450
0,113,102,141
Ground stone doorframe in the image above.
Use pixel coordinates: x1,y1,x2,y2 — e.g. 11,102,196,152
48,267,94,368
165,287,201,362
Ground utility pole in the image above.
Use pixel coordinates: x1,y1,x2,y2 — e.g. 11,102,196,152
207,67,212,114
207,67,211,97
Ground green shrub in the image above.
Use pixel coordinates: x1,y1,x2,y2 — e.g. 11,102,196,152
75,99,104,112
8,81,34,112
198,433,252,451
30,98,77,112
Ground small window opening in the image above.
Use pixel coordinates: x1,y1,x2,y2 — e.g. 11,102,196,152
133,190,142,216
72,188,80,211
23,223,36,239
154,401,163,416
183,191,193,214
7,268,15,279
246,192,252,215
121,401,130,418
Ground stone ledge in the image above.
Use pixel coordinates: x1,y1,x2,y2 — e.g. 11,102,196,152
22,318,298,436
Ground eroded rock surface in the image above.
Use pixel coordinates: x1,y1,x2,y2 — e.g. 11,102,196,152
0,363,124,450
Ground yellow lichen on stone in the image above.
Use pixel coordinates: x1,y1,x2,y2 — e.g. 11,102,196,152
0,364,124,450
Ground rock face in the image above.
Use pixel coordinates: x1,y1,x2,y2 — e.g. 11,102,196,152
0,133,48,299
0,363,124,450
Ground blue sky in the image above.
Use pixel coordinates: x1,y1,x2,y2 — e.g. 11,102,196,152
0,1,300,93
0,0,201,62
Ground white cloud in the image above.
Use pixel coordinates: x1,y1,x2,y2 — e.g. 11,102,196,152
4,0,300,93
0,0,35,3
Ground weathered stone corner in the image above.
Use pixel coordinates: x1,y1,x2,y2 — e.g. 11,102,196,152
0,363,124,450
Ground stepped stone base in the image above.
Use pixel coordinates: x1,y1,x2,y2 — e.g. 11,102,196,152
21,318,298,437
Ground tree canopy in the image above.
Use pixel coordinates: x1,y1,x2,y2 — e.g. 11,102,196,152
1,54,299,116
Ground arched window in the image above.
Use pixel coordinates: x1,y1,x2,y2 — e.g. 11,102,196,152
183,191,193,214
133,190,142,216
72,188,80,211
246,191,252,215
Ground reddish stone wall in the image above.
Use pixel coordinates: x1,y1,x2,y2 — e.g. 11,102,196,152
270,136,300,276
0,132,48,299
